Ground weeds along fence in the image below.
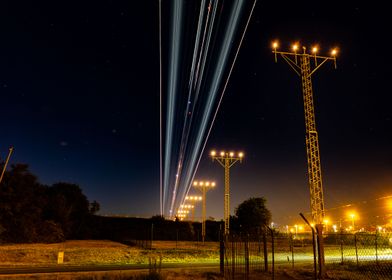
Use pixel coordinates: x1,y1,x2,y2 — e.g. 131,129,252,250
221,230,392,280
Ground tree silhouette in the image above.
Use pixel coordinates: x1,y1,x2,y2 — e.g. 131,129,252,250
235,197,272,234
0,163,99,242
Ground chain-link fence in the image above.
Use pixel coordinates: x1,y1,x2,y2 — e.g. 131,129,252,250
324,232,392,279
221,230,392,279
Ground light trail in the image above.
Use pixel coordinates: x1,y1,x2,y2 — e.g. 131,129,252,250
159,0,163,216
169,0,213,217
162,0,257,218
170,0,220,217
176,0,255,215
180,0,258,211
165,0,183,216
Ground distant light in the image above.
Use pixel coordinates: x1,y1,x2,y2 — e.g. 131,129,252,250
292,44,299,52
272,41,278,49
205,182,210,186
312,46,318,53
220,151,225,156
331,48,337,56
211,182,216,187
238,152,244,158
200,181,204,186
193,181,198,186
211,150,216,156
229,152,234,157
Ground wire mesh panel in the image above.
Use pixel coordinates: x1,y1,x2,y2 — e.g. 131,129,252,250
324,232,392,280
221,231,392,279
223,235,266,280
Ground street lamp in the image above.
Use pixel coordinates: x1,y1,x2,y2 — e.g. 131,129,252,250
350,214,355,231
323,218,329,233
193,180,216,242
210,150,244,235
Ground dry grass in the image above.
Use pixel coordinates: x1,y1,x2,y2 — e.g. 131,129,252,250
0,240,219,267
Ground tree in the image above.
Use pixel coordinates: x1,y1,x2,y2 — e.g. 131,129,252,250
0,163,99,242
0,164,47,242
235,197,272,234
44,182,91,238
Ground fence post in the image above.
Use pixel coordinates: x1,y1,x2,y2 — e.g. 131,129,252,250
269,227,275,280
354,233,358,267
315,224,326,280
263,228,268,272
289,233,294,268
219,235,224,275
375,230,378,265
245,235,249,279
299,213,317,280
232,235,235,277
340,231,344,264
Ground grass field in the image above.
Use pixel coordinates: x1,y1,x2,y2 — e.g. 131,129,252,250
0,240,220,266
1,240,391,279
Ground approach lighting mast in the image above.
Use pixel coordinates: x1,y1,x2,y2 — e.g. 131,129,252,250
193,180,216,242
272,41,337,278
210,150,244,235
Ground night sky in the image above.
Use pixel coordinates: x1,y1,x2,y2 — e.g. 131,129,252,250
1,2,391,228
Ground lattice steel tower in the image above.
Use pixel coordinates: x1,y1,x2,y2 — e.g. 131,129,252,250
210,150,244,235
272,42,337,225
193,180,216,242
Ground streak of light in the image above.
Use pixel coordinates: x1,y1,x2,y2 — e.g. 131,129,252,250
169,0,210,217
165,0,184,216
159,0,163,216
162,0,257,217
170,0,220,217
177,0,257,214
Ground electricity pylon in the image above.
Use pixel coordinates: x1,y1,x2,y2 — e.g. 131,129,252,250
272,41,337,278
193,180,216,242
210,150,244,235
